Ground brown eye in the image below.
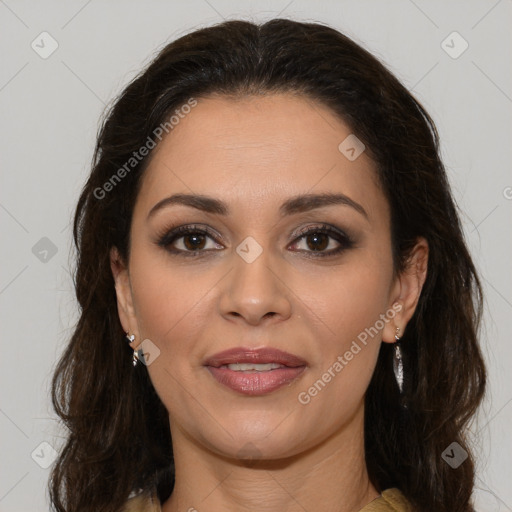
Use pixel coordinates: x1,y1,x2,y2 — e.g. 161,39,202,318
182,233,207,251
157,225,223,256
304,232,330,251
289,224,355,258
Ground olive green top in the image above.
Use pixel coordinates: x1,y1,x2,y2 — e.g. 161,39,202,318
122,487,412,511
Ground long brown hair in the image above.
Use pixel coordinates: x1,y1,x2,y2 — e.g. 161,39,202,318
50,18,486,511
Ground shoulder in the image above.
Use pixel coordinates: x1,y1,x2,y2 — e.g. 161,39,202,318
121,487,411,512
121,489,161,512
360,488,413,512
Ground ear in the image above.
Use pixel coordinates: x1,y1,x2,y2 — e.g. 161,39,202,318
382,237,429,343
110,246,139,338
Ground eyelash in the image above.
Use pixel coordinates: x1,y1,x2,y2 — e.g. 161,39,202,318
156,223,355,258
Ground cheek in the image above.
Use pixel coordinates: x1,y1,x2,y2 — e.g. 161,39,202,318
307,255,392,345
129,248,211,337
128,254,219,399
128,254,217,414
296,252,393,406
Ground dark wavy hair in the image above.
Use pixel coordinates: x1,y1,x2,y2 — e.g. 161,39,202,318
50,18,486,512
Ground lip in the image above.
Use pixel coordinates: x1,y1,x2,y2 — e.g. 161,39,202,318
204,347,307,368
204,347,308,396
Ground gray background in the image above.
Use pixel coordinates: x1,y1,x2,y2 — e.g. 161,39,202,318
1,1,511,510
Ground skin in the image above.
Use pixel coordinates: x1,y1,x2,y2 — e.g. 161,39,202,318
111,93,428,512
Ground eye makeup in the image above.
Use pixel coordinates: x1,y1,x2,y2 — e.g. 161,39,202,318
154,221,357,259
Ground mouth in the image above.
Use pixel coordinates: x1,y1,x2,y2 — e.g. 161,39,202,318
204,347,308,396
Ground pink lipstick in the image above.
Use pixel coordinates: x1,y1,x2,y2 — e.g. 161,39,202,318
204,347,307,396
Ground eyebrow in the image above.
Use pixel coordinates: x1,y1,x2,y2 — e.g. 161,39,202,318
147,192,368,221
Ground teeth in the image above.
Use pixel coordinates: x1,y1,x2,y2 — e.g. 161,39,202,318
225,363,283,372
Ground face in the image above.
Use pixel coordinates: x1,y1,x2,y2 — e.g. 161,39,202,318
112,93,426,461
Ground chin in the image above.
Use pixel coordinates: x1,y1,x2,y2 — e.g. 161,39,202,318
197,414,311,462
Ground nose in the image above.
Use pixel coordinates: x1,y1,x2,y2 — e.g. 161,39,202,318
218,245,292,326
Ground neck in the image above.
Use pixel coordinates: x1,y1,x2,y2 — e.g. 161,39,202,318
162,407,379,512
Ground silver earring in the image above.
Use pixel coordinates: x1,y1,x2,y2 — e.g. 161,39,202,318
126,332,142,367
393,327,404,394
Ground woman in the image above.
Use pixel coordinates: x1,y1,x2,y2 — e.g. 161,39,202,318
50,18,486,512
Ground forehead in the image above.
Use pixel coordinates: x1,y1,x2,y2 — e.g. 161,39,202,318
134,93,387,223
